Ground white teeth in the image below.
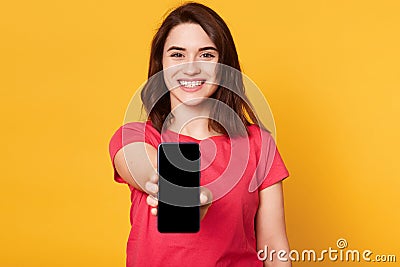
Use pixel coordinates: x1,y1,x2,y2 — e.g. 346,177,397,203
179,80,204,88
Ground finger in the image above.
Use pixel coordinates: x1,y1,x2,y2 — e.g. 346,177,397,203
200,187,213,206
200,192,208,205
145,181,159,195
146,195,158,207
151,207,158,216
149,173,159,183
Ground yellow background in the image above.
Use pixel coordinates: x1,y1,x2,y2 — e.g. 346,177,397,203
1,0,399,266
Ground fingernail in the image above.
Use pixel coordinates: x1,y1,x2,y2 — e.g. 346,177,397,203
200,193,207,203
145,182,154,192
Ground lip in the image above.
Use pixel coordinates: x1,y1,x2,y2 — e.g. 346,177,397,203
177,79,206,92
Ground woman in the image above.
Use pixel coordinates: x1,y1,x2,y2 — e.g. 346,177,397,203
109,2,291,266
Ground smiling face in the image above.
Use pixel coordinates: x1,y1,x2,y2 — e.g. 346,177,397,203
162,23,220,108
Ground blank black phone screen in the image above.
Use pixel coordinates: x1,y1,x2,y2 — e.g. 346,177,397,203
157,143,200,233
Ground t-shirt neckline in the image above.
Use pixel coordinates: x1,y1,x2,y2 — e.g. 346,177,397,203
163,128,227,142
144,120,228,141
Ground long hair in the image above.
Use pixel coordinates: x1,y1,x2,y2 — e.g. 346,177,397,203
141,2,262,136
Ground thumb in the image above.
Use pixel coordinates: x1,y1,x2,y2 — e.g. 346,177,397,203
200,186,213,206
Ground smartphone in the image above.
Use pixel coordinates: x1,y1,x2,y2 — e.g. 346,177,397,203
157,142,200,233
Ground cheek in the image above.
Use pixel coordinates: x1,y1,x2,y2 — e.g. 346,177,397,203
207,84,219,96
162,56,178,77
202,65,219,85
162,56,171,69
162,60,181,90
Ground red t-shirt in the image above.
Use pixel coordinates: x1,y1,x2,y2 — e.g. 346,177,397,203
109,122,289,267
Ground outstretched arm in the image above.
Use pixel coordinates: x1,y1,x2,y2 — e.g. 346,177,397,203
114,142,157,192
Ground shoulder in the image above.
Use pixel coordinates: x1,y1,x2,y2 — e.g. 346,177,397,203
109,121,161,148
246,124,277,162
247,124,274,143
113,121,159,136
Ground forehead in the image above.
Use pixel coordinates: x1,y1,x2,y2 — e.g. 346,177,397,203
164,23,216,50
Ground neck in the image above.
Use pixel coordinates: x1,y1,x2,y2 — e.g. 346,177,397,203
168,99,219,139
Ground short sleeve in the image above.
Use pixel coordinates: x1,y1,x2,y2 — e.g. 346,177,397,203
258,147,289,191
108,122,160,184
248,126,289,191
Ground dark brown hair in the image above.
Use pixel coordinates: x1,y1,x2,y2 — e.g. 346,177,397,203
141,2,262,136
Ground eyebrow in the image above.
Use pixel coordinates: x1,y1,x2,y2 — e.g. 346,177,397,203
166,46,218,52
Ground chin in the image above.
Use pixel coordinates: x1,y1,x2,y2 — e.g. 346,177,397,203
169,89,211,106
177,96,208,106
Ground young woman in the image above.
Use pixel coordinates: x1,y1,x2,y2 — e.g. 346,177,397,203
109,2,291,267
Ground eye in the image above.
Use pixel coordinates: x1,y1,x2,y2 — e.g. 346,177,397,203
170,52,184,58
200,52,215,58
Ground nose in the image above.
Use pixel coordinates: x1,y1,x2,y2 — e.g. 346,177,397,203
183,61,201,76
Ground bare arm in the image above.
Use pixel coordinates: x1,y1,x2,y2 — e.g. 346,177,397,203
113,142,157,192
256,181,291,267
115,141,213,219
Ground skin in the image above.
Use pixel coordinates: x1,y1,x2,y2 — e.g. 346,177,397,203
148,23,220,218
113,23,216,220
114,23,291,266
162,23,221,139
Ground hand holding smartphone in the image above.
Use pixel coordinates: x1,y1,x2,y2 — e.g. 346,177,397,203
157,142,200,233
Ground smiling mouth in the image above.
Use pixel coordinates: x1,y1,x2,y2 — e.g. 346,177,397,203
178,80,206,88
